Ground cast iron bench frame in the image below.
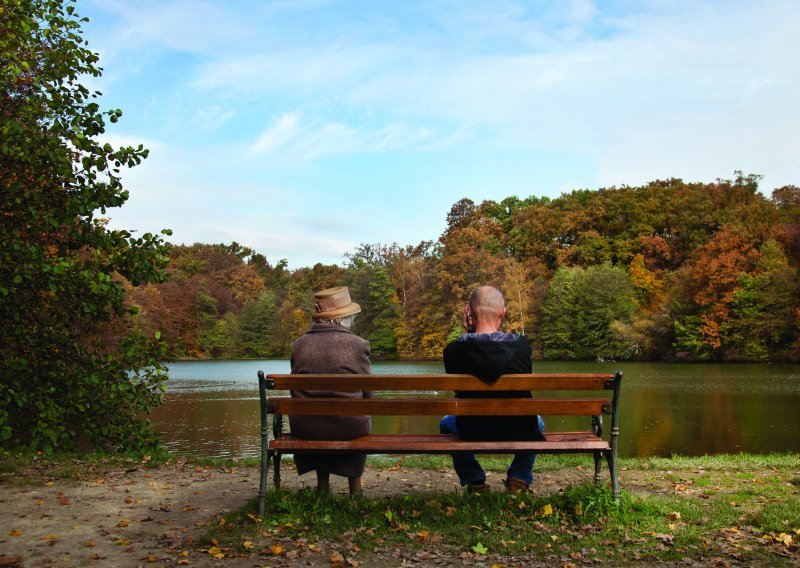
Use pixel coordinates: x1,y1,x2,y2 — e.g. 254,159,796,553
257,371,623,516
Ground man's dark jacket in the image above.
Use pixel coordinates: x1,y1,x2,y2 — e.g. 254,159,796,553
443,334,543,441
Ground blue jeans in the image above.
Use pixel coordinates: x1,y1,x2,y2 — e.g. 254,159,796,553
439,414,546,486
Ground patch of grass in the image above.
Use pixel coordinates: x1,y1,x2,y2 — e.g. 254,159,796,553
0,446,176,484
365,452,610,473
0,448,261,482
209,482,626,555
180,454,260,468
625,452,800,471
205,454,800,565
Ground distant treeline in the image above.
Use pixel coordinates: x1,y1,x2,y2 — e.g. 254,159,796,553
107,174,800,362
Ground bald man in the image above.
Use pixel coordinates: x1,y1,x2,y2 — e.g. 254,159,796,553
439,286,544,494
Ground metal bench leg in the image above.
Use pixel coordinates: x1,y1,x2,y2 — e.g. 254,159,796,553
605,450,620,503
258,448,271,517
273,452,282,488
593,451,602,486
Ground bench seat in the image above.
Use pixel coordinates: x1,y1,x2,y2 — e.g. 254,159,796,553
269,433,611,453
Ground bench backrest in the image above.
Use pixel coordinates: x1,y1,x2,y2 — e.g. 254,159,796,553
259,372,622,421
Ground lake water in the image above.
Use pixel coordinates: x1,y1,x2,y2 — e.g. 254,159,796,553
150,360,800,459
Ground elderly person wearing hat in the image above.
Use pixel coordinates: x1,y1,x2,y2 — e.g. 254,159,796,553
289,286,372,494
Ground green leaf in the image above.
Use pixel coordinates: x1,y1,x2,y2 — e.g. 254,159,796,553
471,542,488,554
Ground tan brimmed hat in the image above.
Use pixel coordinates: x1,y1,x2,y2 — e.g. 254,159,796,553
312,286,361,320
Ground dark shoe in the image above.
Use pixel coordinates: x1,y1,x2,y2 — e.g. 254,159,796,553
466,481,490,494
504,477,529,494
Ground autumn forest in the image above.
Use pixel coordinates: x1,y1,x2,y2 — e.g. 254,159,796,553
110,174,800,363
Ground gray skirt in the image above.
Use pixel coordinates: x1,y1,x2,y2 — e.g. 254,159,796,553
289,415,371,478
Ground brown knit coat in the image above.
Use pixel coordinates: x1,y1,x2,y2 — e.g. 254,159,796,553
289,322,372,477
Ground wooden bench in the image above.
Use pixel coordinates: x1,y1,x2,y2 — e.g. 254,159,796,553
256,371,623,516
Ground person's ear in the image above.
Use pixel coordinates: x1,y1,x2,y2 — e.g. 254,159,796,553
500,307,507,320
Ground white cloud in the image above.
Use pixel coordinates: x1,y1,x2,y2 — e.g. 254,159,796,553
250,113,302,156
248,113,436,161
192,107,237,132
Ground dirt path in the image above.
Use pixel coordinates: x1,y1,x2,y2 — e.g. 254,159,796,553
0,459,605,567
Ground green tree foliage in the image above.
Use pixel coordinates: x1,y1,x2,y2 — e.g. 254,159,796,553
367,266,401,357
0,0,171,451
720,241,799,360
541,265,638,360
237,290,277,357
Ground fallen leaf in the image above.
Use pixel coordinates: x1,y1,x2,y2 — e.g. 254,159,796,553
308,544,322,553
57,493,69,506
538,504,554,517
270,545,284,556
117,519,129,528
775,533,793,546
8,530,22,537
668,512,681,521
42,535,60,542
207,546,224,559
330,550,345,567
242,541,254,551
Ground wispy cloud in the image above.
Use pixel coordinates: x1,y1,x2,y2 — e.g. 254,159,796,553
248,113,436,160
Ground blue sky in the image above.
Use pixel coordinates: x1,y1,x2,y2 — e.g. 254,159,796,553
80,0,800,268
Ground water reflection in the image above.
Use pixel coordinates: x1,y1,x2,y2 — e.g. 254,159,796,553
150,360,800,458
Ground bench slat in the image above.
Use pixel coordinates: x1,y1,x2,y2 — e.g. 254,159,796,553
267,373,615,391
268,397,610,416
270,434,610,454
